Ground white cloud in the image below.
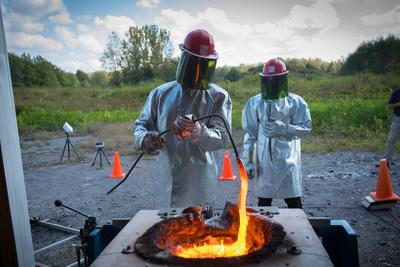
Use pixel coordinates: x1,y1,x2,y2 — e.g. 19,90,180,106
155,4,343,66
49,8,72,24
5,13,45,33
54,25,78,47
136,0,160,9
54,25,103,52
360,5,400,26
77,24,90,33
51,15,136,71
198,8,254,37
77,34,103,53
6,32,63,51
280,0,340,33
93,15,136,37
49,51,102,72
11,0,64,17
60,58,101,72
5,0,72,34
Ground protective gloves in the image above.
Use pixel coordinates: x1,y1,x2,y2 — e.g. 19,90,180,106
141,131,165,155
171,114,203,140
247,168,255,180
262,120,287,138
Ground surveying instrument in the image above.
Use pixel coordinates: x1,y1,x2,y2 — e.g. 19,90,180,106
60,122,82,163
91,141,110,168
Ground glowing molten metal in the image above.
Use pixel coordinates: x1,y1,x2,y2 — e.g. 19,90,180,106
135,159,286,266
173,159,249,258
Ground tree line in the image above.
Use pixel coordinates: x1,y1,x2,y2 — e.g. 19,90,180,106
8,53,121,88
340,35,400,75
7,26,400,88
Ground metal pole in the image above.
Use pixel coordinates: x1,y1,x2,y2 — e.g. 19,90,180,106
0,3,35,265
102,148,111,165
91,150,99,167
34,235,78,255
99,148,102,167
67,134,71,159
60,137,68,163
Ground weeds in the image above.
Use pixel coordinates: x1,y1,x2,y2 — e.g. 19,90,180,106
14,73,400,152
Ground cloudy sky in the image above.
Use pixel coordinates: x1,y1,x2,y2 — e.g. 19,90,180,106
1,0,399,72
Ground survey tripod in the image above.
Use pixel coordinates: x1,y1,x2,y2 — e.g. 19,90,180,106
60,133,82,163
91,143,111,168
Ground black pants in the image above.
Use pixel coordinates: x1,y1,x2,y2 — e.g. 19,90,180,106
258,197,302,209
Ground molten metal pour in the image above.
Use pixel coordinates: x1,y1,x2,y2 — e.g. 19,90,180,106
174,158,249,258
107,114,257,258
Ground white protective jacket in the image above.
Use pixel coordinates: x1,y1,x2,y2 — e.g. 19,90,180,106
134,81,232,208
241,93,312,198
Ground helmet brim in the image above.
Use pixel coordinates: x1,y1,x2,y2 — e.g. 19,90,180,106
179,44,219,60
260,71,289,77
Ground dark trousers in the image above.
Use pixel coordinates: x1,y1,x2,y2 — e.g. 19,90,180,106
258,197,302,209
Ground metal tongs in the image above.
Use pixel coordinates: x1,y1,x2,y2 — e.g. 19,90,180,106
106,114,239,194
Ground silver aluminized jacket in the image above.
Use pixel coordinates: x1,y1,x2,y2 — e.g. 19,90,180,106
134,81,232,208
242,93,312,198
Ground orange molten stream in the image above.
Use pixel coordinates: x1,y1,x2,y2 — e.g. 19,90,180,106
174,158,250,258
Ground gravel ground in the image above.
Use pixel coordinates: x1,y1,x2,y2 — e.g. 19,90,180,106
22,135,400,267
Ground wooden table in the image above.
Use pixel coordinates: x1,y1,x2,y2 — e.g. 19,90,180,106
92,208,333,267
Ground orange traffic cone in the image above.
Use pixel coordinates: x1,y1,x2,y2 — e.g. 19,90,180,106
219,151,236,181
369,159,399,201
110,150,125,178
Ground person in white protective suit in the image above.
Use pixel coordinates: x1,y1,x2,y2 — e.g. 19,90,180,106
241,58,312,208
134,29,232,208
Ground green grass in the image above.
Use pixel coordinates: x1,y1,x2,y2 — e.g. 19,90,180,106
14,73,400,152
17,109,140,134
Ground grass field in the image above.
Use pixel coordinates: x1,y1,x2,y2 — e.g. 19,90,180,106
14,73,400,152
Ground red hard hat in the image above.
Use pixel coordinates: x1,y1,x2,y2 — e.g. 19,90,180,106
261,58,288,77
179,29,218,60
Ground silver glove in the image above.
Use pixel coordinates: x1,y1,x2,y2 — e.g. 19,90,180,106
262,120,286,138
141,131,165,155
170,114,201,140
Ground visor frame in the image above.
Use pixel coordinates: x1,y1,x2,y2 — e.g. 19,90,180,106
176,50,217,90
260,73,289,100
179,44,219,60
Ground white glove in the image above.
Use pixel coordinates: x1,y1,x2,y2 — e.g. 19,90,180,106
170,114,202,140
141,131,165,155
262,120,286,138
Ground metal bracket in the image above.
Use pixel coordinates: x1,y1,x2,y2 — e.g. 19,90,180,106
121,245,135,254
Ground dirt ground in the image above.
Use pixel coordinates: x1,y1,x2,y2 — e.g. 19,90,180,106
21,134,400,267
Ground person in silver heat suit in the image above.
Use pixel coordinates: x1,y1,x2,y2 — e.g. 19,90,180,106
241,58,312,208
134,29,232,208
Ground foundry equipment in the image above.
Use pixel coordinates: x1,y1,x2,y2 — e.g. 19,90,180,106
54,200,120,267
51,199,359,267
57,206,357,267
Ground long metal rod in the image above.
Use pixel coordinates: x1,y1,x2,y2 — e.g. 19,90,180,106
55,200,90,218
107,114,238,194
34,220,80,235
33,234,78,254
65,258,84,267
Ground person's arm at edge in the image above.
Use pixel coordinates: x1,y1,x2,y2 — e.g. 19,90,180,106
133,89,158,151
387,102,400,109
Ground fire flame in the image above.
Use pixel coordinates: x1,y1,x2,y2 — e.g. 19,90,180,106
173,158,250,258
